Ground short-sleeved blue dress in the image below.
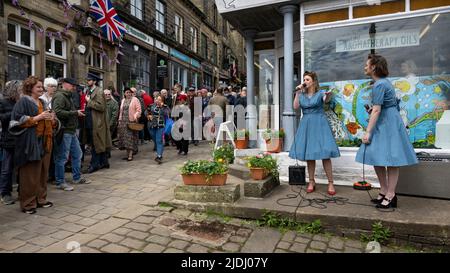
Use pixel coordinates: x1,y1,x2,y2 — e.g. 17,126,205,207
289,90,341,161
355,78,418,167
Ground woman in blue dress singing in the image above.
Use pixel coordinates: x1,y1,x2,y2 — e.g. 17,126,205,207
356,54,418,209
289,71,341,195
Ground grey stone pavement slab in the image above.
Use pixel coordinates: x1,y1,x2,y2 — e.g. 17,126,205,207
0,143,441,253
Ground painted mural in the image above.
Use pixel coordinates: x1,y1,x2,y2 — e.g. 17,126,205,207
321,74,450,148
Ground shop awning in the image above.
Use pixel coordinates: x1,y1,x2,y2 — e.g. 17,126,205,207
215,0,301,33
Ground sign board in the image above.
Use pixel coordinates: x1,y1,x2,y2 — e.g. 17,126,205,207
155,40,169,53
170,48,190,64
124,23,154,46
215,0,290,13
336,29,420,52
157,56,168,78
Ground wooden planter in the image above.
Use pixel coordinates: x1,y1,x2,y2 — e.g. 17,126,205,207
249,168,269,180
235,138,249,149
182,173,228,186
266,139,283,153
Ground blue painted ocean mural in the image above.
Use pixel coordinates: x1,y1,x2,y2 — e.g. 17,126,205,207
321,74,450,148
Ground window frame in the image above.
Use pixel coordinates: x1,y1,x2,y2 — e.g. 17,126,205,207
7,22,35,50
156,0,165,34
190,26,198,53
45,36,67,59
130,0,143,20
175,14,184,44
201,33,208,59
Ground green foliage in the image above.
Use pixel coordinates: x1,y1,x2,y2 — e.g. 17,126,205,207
246,153,279,178
336,138,362,147
158,202,173,208
361,221,392,245
256,211,322,234
413,140,437,149
262,129,285,141
205,209,231,223
234,129,249,140
213,143,235,164
180,160,228,182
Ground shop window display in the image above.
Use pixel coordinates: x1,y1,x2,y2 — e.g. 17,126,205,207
304,13,450,148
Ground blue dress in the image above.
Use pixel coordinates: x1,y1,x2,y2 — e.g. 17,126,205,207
289,90,341,161
355,78,418,167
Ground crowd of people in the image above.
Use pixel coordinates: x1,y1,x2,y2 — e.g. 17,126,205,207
0,72,248,214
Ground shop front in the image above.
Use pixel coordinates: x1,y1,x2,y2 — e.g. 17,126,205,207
118,23,155,93
169,48,201,90
302,1,450,150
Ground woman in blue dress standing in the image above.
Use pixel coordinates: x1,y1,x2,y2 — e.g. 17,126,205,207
356,54,418,209
289,71,341,195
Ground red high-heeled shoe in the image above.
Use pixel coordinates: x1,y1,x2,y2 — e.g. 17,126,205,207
328,183,336,196
306,182,316,193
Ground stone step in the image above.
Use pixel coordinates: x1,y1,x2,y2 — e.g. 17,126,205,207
174,176,241,203
244,176,280,198
167,184,450,249
228,164,250,180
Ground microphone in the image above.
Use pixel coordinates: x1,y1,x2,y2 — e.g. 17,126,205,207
294,83,307,93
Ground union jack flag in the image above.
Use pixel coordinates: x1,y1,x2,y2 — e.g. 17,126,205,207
90,0,127,42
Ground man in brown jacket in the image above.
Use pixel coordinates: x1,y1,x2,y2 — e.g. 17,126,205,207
84,73,112,173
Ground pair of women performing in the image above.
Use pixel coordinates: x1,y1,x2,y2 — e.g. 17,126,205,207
289,54,418,209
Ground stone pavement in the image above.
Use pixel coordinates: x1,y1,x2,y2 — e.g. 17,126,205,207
0,143,434,253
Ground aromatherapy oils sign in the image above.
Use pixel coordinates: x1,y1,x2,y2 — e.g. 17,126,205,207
336,29,420,52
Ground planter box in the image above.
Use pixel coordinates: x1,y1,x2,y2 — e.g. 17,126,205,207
249,168,269,180
235,138,249,149
266,139,283,153
182,174,228,186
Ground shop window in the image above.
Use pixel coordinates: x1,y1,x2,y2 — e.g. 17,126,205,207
254,51,276,129
411,0,450,11
46,60,65,79
156,0,165,34
7,51,33,81
7,22,34,49
190,27,198,53
175,14,184,44
304,13,450,148
305,8,348,25
7,22,35,81
130,0,143,20
353,0,405,19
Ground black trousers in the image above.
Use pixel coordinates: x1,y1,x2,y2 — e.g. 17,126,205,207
176,139,189,154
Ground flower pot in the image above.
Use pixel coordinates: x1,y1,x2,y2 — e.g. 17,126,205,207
182,173,228,186
266,139,283,153
235,138,248,149
249,168,269,180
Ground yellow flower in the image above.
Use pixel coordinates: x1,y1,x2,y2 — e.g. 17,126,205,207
218,158,224,163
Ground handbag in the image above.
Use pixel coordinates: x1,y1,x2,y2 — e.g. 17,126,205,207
128,122,144,131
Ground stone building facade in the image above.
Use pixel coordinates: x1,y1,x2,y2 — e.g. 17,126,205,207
0,0,117,89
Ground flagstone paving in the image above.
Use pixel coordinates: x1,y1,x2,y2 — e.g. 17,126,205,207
0,143,436,253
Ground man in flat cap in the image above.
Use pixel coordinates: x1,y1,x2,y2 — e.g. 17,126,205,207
52,78,88,191
82,73,111,174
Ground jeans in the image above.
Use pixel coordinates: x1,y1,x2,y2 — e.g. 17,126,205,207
0,148,14,196
55,133,82,185
149,127,164,157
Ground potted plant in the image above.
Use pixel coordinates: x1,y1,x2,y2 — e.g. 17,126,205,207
246,153,279,180
213,143,235,164
263,129,285,153
234,129,249,149
180,160,229,186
